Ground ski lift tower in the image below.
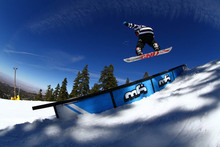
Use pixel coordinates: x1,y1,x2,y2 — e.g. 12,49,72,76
13,67,18,100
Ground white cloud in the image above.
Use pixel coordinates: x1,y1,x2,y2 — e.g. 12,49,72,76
71,56,85,63
147,0,220,28
89,72,101,79
51,66,79,74
27,0,220,32
3,49,44,58
117,77,126,84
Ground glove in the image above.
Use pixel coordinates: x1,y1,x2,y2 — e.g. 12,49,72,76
123,21,128,26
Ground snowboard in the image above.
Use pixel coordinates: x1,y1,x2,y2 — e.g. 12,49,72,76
124,47,172,63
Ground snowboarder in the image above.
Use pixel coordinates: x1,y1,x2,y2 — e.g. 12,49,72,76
123,21,160,56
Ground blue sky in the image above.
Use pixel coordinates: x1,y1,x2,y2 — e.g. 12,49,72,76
0,0,220,93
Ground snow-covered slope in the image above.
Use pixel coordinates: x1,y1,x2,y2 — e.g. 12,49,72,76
0,99,55,130
0,60,220,147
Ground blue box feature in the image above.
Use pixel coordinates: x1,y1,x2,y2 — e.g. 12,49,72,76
172,67,184,79
73,93,114,113
152,72,174,92
32,64,187,119
112,80,154,107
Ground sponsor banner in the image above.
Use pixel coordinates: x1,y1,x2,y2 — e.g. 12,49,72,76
33,65,187,119
112,80,154,107
152,72,174,92
172,67,184,79
70,93,114,113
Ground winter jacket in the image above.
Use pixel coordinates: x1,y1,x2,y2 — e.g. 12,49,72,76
126,23,154,37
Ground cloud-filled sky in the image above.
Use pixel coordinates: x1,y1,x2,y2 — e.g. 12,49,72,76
0,0,220,92
26,0,220,31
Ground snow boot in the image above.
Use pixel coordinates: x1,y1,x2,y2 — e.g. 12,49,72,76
136,47,143,56
153,43,160,51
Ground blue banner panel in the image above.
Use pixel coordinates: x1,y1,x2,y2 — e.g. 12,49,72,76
112,80,154,107
152,72,174,92
172,67,184,79
72,93,114,113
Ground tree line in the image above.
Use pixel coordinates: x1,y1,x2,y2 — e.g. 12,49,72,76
34,64,120,101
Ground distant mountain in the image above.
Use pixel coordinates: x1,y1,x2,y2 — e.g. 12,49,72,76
0,72,42,100
0,81,36,100
0,72,41,93
0,72,14,86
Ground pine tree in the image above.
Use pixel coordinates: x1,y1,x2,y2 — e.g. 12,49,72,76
70,65,90,98
34,89,43,101
99,64,118,90
108,64,118,88
45,85,52,101
58,78,69,101
79,65,90,96
70,71,81,98
53,83,60,101
126,78,130,84
144,72,149,78
90,83,101,94
49,88,55,101
99,65,109,90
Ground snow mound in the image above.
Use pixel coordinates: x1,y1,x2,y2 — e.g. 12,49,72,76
0,60,220,147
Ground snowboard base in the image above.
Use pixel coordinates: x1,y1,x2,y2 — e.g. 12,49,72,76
124,47,172,63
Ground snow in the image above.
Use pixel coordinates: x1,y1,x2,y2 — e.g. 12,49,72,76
0,100,55,130
0,60,220,147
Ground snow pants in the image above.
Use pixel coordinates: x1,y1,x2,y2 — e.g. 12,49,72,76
136,34,160,51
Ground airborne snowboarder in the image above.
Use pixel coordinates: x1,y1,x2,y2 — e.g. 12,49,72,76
123,21,160,56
